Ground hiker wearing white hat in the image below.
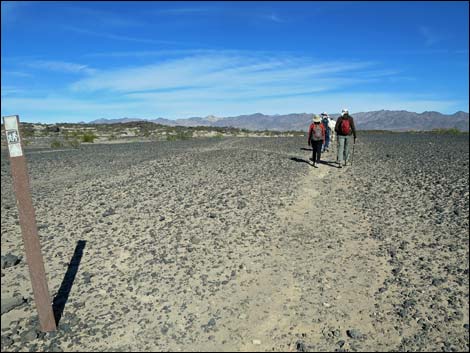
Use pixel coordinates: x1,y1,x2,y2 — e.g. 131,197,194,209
307,114,326,168
335,108,357,168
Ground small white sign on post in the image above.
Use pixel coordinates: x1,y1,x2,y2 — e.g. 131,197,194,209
4,115,23,157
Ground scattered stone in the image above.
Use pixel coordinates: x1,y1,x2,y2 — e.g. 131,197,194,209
295,340,306,352
346,329,363,339
1,295,25,314
20,328,38,342
1,254,21,269
102,208,115,217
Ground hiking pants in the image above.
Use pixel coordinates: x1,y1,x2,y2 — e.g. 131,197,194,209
337,135,352,163
322,131,331,151
311,140,322,164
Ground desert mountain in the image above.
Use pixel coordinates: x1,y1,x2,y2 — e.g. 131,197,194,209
89,110,469,131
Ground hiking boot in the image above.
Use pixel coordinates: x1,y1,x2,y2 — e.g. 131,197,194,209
338,163,343,168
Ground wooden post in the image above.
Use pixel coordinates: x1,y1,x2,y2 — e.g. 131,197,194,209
2,115,56,332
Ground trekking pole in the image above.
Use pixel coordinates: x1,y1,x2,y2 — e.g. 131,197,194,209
351,139,355,166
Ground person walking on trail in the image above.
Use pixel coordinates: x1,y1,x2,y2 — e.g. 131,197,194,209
335,108,357,168
328,116,336,143
308,114,326,168
321,112,331,153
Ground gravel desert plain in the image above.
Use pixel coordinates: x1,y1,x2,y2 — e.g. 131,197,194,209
1,132,469,352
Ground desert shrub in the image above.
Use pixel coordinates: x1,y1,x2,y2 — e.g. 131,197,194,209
166,130,193,141
431,128,462,135
178,130,193,140
81,132,97,143
20,125,35,138
50,139,63,148
213,132,224,139
67,139,80,148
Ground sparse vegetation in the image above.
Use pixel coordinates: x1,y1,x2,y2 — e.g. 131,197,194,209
67,139,80,148
431,128,463,135
81,132,97,143
50,139,63,148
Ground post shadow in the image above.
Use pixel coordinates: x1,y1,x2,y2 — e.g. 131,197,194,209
52,240,86,325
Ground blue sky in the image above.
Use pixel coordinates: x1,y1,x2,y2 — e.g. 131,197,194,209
1,1,469,123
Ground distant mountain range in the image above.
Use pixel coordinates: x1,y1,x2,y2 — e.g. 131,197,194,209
88,110,469,132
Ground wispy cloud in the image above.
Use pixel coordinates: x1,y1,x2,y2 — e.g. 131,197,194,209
2,71,33,78
25,60,96,75
152,5,288,24
1,86,27,97
263,13,285,23
70,52,376,95
63,6,144,27
154,7,215,15
1,1,33,26
2,91,462,123
64,25,199,46
4,51,465,122
419,26,444,46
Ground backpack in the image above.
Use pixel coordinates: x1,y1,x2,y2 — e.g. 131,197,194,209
340,118,351,135
311,124,323,141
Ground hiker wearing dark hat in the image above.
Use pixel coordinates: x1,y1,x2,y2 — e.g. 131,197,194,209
308,114,326,168
334,108,357,168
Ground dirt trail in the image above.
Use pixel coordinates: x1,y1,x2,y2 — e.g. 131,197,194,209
236,152,398,351
183,149,398,352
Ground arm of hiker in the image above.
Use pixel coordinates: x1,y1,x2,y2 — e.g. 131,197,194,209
307,125,312,146
334,118,341,134
351,118,357,141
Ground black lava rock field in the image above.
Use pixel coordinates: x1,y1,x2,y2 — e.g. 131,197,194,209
1,133,468,352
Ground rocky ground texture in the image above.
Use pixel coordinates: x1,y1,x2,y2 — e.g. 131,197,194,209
1,134,469,352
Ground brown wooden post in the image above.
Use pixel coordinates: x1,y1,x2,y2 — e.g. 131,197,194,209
2,115,56,332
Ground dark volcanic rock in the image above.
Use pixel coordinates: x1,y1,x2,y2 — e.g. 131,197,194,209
1,254,21,269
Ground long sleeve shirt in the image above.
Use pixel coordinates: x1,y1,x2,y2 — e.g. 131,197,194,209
334,115,357,139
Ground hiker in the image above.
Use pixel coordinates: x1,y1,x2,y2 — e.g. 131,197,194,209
334,108,357,168
328,117,336,143
308,114,325,168
321,112,331,153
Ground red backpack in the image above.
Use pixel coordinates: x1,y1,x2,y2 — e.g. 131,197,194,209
340,118,351,135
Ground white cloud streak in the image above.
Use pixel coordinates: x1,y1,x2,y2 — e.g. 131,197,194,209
25,60,96,75
3,51,465,122
71,53,375,94
63,26,197,46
